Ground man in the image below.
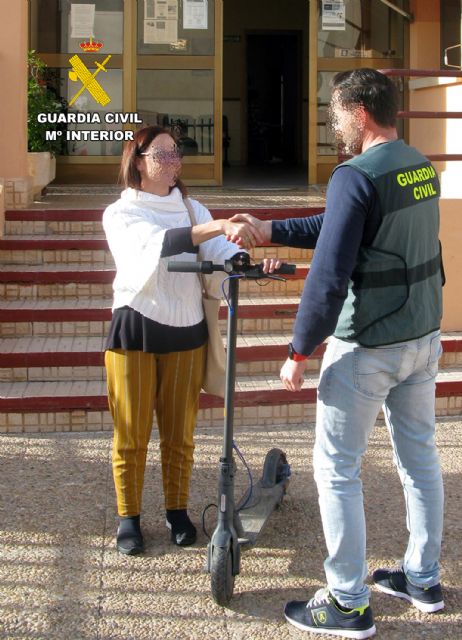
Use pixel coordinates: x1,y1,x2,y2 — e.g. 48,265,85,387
229,68,445,639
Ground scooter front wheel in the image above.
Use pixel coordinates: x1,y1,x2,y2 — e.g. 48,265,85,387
210,545,235,606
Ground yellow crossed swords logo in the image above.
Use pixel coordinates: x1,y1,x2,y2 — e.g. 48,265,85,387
68,53,112,107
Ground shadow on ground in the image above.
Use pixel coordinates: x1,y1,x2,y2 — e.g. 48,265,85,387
1,420,461,639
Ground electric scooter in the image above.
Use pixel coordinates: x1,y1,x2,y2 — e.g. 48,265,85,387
168,253,294,605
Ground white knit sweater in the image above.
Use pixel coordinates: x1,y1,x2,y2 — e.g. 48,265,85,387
102,187,241,327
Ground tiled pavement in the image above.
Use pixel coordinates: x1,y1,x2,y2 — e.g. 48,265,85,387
1,419,462,640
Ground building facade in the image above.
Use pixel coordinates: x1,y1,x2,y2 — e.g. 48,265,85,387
1,1,461,191
25,0,412,184
0,2,461,334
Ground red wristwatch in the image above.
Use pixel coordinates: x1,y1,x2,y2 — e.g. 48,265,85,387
288,342,308,362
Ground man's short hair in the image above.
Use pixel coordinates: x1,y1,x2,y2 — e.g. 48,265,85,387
331,68,399,128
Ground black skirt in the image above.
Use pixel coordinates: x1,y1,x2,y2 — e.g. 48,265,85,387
105,306,208,354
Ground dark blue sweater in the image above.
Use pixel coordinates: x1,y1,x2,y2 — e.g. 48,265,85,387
271,166,381,356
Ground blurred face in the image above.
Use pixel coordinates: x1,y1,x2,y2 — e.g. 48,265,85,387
328,92,365,156
139,133,182,187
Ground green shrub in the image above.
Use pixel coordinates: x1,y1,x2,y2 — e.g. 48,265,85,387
28,50,66,155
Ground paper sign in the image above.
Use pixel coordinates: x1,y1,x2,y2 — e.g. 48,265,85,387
70,3,95,39
144,18,178,44
322,1,346,31
144,0,178,43
183,0,208,30
167,1,178,20
145,0,177,20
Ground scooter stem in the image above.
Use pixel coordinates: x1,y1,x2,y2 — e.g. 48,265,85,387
223,275,239,460
208,275,242,567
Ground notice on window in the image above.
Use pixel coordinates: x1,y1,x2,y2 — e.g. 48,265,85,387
144,19,178,44
321,1,346,31
144,0,178,44
70,3,95,38
144,0,178,20
183,0,208,30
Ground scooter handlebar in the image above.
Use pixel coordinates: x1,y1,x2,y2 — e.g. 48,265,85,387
167,260,215,274
274,263,296,275
167,260,296,277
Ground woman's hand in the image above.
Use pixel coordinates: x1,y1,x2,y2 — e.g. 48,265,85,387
192,218,262,248
260,258,282,273
226,213,272,246
221,218,265,249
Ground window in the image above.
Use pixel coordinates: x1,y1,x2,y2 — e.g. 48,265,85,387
30,0,124,54
137,0,214,55
137,69,214,155
30,0,124,156
318,0,406,59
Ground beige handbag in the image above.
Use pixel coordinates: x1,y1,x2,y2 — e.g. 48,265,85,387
184,198,226,398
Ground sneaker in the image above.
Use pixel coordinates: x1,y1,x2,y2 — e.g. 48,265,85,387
284,588,376,639
372,568,444,613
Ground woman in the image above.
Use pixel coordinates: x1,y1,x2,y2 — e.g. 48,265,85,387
103,125,263,555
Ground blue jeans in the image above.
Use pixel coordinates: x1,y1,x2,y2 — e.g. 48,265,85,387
314,331,444,608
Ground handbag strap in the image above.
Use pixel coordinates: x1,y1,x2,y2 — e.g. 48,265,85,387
184,197,207,293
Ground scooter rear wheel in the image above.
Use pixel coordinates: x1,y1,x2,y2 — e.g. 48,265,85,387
210,546,235,606
262,448,289,488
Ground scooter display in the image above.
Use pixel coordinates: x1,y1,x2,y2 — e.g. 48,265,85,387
168,253,294,605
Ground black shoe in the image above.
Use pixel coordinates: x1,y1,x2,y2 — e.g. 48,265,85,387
166,509,197,546
284,588,376,639
373,567,444,613
116,515,144,555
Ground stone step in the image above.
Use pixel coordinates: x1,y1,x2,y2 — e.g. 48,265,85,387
0,264,308,300
0,298,112,338
1,369,462,434
4,209,105,237
0,236,312,265
0,296,300,337
2,334,461,383
0,235,113,267
0,333,326,382
0,267,114,300
4,206,323,237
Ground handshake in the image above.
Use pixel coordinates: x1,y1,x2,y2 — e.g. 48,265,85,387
221,213,272,250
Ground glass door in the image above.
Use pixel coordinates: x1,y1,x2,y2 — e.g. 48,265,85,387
135,0,223,184
309,0,409,183
29,0,124,182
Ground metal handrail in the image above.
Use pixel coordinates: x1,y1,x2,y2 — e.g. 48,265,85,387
379,68,462,78
397,112,462,119
380,69,462,162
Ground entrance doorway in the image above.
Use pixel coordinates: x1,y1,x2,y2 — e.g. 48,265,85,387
222,0,308,190
246,32,302,167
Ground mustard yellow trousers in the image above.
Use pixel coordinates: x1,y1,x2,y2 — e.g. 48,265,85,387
105,345,206,517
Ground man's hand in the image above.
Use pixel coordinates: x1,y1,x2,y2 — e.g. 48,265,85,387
220,218,264,249
225,213,272,247
280,357,306,392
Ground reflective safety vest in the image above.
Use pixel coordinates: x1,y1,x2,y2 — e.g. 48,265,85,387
334,139,443,347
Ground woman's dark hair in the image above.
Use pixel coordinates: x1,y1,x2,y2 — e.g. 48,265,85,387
119,125,188,196
331,68,399,128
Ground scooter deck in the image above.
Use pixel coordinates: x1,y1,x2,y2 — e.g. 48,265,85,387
236,479,287,546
